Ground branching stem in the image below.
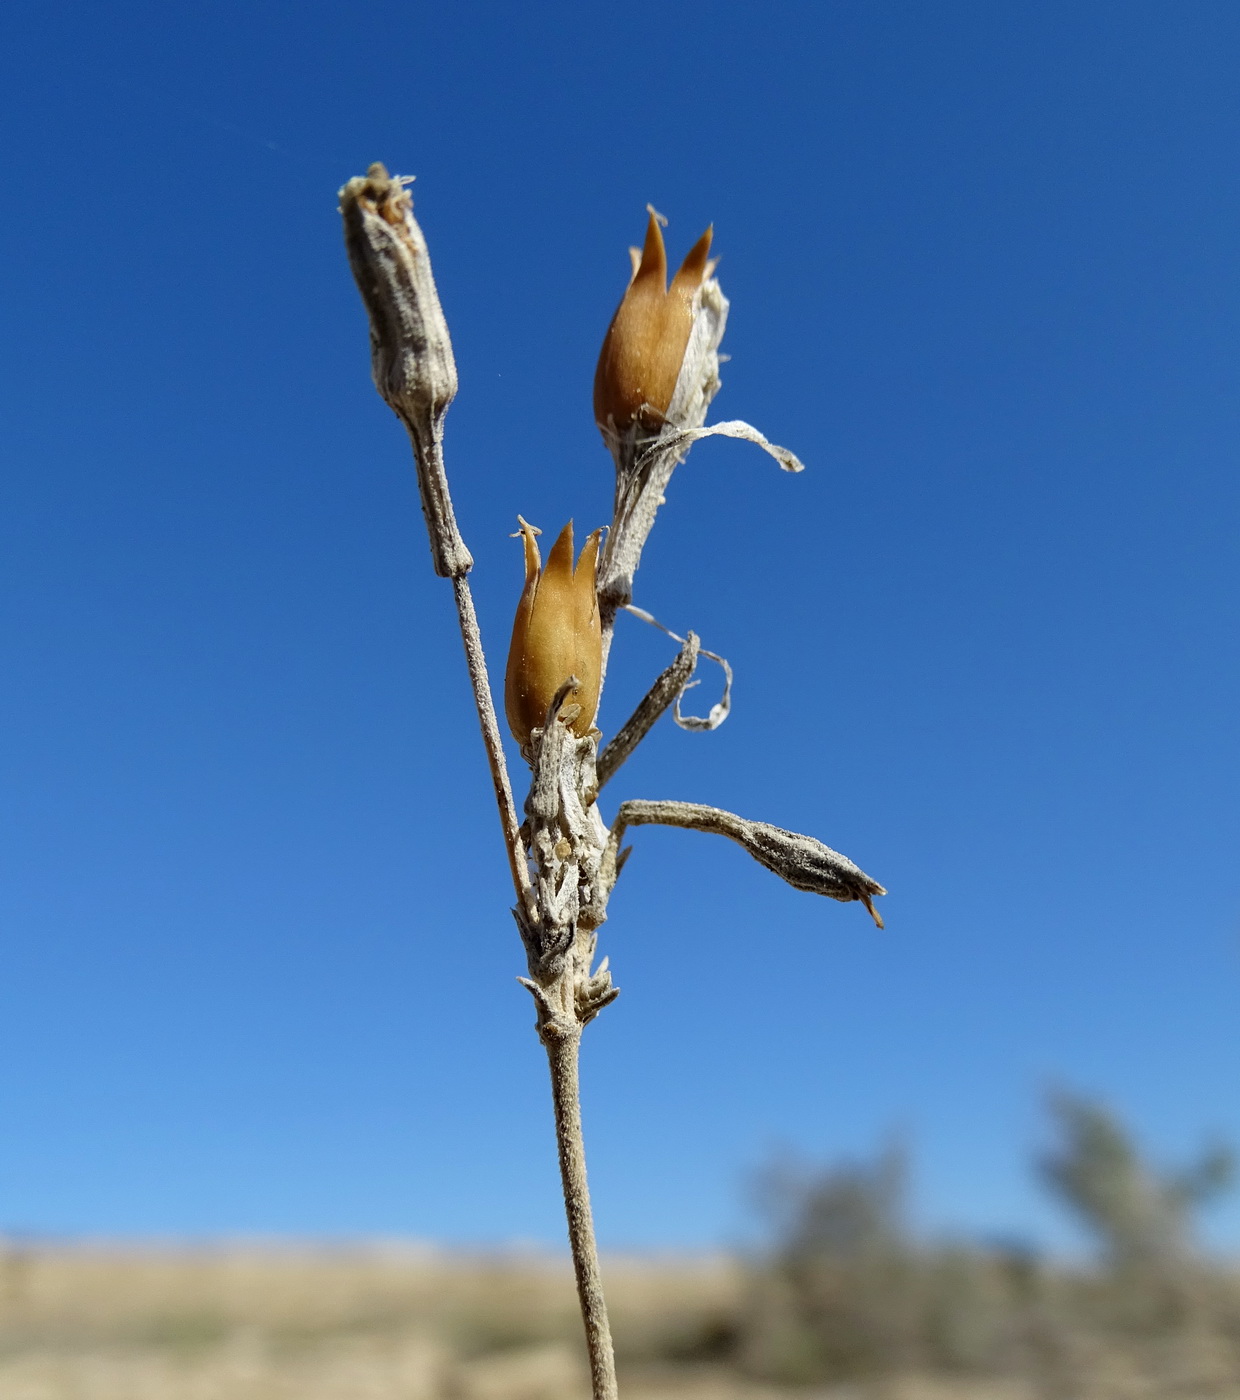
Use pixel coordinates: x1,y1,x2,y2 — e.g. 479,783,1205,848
340,166,882,1400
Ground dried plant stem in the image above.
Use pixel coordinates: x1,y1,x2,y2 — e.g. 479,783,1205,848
341,167,886,1400
542,1022,618,1400
450,495,617,1400
449,573,531,915
340,165,620,1394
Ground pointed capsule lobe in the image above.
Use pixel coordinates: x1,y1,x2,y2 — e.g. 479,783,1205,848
593,213,714,435
504,520,604,749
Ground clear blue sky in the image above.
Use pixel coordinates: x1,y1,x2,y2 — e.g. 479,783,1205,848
0,0,1237,1256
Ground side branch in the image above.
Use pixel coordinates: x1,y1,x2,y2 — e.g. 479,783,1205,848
340,164,531,916
611,799,886,926
596,632,699,788
452,576,533,915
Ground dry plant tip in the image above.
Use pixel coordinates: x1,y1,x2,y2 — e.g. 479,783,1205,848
339,162,469,579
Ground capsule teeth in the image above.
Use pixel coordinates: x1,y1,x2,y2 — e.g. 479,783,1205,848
595,211,715,435
575,529,603,581
672,225,714,293
544,520,576,585
515,516,542,587
634,210,668,289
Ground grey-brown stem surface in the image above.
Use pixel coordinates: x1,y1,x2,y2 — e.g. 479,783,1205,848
452,576,532,917
544,1024,618,1400
516,697,619,1400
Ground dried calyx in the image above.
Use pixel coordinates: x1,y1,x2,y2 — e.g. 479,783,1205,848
593,211,713,436
591,211,803,638
504,519,604,752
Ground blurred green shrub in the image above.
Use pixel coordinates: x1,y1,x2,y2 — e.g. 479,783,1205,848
1041,1089,1233,1271
737,1092,1240,1392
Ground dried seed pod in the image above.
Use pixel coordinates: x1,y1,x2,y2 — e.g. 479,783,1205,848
593,212,713,435
505,520,604,749
610,800,886,927
338,163,470,578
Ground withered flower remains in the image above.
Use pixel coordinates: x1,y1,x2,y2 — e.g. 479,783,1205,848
505,519,604,750
593,212,713,435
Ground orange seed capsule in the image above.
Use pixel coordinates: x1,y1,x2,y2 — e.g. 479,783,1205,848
593,212,713,435
504,519,604,749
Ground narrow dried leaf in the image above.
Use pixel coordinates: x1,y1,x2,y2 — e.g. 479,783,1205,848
612,800,885,925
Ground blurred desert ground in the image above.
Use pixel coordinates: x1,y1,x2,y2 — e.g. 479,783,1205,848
1,1096,1236,1399
0,1240,1237,1400
0,1244,737,1400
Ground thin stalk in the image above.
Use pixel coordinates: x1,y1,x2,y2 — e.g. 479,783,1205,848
542,1023,618,1400
449,571,532,917
339,166,620,1393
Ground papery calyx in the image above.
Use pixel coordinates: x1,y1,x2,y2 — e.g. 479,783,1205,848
505,519,604,749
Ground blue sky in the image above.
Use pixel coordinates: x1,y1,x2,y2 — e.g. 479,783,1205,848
0,0,1237,1255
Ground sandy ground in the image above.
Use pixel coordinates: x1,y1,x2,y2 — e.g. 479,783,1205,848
0,1244,1236,1400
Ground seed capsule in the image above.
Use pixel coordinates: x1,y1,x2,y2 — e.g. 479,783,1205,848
593,213,713,435
504,520,604,749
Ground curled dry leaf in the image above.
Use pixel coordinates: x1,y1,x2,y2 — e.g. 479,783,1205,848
622,604,734,733
595,630,701,788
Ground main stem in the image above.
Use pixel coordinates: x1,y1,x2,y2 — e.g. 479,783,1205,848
450,569,617,1396
543,1023,618,1400
432,453,614,1393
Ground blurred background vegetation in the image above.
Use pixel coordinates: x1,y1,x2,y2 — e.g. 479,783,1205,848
1,1091,1236,1399
741,1091,1237,1395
